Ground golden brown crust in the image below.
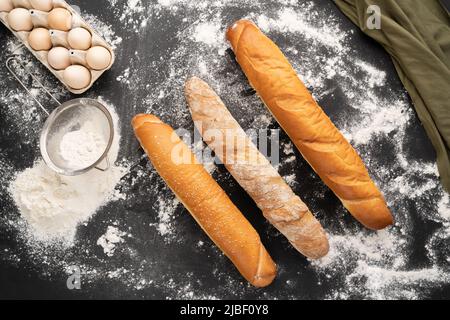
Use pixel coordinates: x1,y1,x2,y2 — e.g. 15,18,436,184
226,20,393,230
132,114,276,287
185,77,329,259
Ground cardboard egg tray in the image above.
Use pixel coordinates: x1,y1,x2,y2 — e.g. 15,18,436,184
0,0,115,94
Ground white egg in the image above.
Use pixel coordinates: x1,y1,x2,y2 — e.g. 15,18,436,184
67,27,92,50
12,0,31,9
7,8,33,31
30,0,53,11
48,46,70,70
0,0,14,12
48,7,71,31
63,65,91,90
28,27,52,50
86,46,112,70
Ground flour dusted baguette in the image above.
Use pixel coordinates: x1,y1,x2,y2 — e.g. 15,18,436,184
185,77,329,259
226,20,393,230
132,114,276,287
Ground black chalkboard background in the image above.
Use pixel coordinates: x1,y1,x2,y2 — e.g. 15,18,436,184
0,0,449,300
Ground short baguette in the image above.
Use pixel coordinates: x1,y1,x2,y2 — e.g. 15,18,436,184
132,114,276,287
185,77,329,259
226,20,393,230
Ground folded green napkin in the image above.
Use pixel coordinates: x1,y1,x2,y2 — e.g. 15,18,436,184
334,0,450,192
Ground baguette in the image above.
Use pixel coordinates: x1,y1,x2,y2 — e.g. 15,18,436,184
132,114,276,287
185,77,329,259
226,20,393,230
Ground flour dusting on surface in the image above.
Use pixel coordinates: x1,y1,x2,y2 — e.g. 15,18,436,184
8,99,126,244
59,121,107,170
151,197,180,239
0,0,449,299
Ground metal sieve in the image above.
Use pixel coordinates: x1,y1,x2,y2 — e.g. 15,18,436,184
40,98,114,176
6,54,114,176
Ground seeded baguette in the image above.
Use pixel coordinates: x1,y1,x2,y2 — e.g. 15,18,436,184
132,114,277,287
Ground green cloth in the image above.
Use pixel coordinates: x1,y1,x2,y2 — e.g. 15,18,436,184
334,0,450,192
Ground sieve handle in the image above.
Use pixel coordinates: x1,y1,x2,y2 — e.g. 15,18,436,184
6,54,62,116
95,155,110,172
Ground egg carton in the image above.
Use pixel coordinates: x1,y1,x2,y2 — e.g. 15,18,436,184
0,0,115,94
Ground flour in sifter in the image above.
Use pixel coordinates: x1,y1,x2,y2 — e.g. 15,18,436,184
59,121,107,170
2,0,450,299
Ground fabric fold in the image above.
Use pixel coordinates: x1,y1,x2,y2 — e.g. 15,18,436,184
334,0,450,192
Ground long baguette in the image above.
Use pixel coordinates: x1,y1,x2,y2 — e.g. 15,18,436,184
132,114,276,287
226,20,393,230
185,77,329,259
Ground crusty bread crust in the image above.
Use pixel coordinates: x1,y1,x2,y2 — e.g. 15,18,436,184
132,114,276,287
226,20,393,230
185,77,329,259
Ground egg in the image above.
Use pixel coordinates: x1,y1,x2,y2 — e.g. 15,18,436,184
7,8,33,31
12,0,31,9
28,27,52,50
48,46,70,70
30,0,52,11
86,46,112,70
0,0,14,12
67,27,91,50
48,7,71,31
63,65,91,89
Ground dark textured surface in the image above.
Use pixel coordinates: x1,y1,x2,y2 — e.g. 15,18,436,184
0,0,449,300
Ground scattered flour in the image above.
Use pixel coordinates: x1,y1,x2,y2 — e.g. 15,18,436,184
255,7,347,51
283,142,294,156
151,197,180,239
97,226,127,257
355,60,387,88
136,0,450,298
193,22,223,47
106,0,147,33
157,0,181,7
283,174,297,187
59,121,107,170
82,13,123,49
116,67,131,84
438,193,450,220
